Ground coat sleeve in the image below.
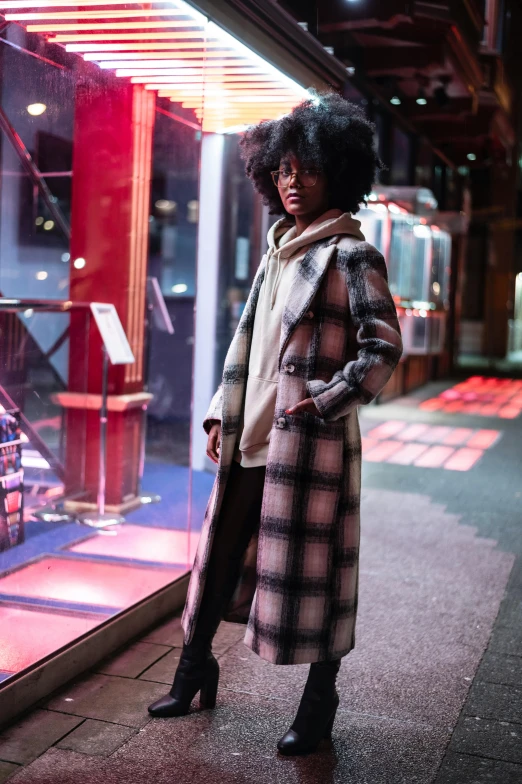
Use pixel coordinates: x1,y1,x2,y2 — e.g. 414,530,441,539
306,242,403,422
203,383,223,434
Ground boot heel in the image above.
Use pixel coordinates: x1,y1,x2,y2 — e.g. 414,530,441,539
323,710,336,739
199,660,219,709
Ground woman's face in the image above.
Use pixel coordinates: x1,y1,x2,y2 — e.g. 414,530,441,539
276,154,329,219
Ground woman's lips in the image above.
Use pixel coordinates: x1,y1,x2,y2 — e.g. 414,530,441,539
287,193,304,202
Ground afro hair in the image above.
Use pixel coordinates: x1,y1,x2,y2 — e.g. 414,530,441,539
239,90,383,216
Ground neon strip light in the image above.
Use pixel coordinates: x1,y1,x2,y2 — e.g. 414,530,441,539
100,59,251,69
65,42,223,52
49,32,209,42
117,67,264,76
131,75,279,83
27,21,202,31
10,0,308,132
0,0,166,6
7,9,190,20
206,21,308,98
134,82,287,90
84,51,241,61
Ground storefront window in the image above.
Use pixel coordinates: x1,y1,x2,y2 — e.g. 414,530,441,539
0,0,308,690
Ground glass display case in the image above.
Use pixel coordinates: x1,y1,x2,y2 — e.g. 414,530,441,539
359,191,453,359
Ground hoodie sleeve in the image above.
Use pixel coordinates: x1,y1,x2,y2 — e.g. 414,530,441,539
203,383,223,434
306,243,403,422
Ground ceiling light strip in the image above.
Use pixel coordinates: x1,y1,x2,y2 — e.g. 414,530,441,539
0,0,161,7
83,50,241,61
26,20,202,31
100,58,252,69
117,67,264,76
6,9,190,20
130,74,276,82
65,41,223,52
49,32,210,42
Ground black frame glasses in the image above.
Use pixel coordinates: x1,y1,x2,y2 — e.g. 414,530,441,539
270,169,320,188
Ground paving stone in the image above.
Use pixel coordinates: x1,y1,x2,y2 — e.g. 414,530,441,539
140,615,184,647
95,642,172,679
450,715,522,764
43,674,168,728
112,709,217,763
212,622,247,655
168,688,449,784
465,681,522,724
0,710,83,764
0,761,21,783
55,719,137,756
7,747,205,784
139,649,180,685
477,651,522,687
435,751,522,784
495,597,522,628
488,624,522,657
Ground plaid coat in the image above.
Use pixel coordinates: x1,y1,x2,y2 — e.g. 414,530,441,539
182,235,403,665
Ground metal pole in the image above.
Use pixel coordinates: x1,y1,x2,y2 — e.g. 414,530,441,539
136,301,160,505
78,344,124,528
98,345,109,516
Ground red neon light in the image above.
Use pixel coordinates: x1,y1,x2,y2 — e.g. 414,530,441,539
0,0,155,6
100,59,252,69
27,21,202,31
66,42,223,52
7,9,189,20
49,32,209,42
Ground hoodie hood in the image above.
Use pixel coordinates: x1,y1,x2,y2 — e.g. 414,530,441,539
265,209,365,308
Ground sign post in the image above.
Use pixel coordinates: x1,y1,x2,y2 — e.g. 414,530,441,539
77,304,135,529
138,277,175,506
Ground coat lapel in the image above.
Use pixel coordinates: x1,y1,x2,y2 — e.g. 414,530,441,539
278,240,336,369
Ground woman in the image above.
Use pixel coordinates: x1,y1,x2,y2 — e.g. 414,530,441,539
149,92,403,755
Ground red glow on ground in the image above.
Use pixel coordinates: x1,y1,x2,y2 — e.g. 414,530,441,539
0,557,184,608
413,445,455,468
419,377,522,418
362,419,501,471
0,606,105,675
68,525,199,564
363,440,404,462
443,448,484,472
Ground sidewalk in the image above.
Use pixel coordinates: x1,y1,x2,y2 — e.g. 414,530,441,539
0,376,520,784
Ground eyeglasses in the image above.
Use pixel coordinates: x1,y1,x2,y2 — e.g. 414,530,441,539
270,169,320,188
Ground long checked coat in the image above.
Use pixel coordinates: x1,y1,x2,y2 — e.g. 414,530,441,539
182,229,403,665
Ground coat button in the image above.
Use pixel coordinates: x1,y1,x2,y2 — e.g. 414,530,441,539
276,417,286,428
306,310,314,319
285,363,295,373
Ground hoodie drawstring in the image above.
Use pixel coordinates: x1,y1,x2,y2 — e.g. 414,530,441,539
270,250,283,310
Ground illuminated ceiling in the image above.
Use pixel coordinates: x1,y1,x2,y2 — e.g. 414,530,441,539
0,0,309,132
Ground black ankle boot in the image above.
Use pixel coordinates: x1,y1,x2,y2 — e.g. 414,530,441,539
277,660,341,756
148,638,219,718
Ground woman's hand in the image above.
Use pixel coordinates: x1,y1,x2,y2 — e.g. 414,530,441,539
285,398,321,417
206,422,222,464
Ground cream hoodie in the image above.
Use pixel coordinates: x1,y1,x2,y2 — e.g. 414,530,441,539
234,209,365,468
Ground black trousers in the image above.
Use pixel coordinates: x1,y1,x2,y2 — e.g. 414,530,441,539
194,460,266,639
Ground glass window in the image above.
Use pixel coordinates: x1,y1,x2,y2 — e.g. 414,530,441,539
0,0,310,693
